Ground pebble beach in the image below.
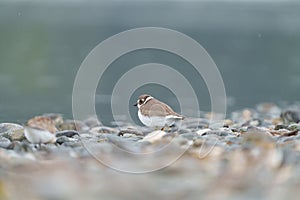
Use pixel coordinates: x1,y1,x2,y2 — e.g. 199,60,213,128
1,103,300,200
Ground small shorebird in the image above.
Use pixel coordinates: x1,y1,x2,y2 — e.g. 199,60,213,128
134,94,184,130
24,116,57,144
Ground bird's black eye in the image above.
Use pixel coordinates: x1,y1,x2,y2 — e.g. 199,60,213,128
139,100,143,104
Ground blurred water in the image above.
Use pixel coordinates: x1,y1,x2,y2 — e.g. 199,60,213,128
0,1,300,124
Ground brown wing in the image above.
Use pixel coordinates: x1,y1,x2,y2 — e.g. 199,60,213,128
141,98,183,118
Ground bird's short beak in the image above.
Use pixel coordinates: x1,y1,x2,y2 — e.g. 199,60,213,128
133,103,137,106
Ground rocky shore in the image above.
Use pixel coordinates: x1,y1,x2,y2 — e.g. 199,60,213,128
1,103,300,200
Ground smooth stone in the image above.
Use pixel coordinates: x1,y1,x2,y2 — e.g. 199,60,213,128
280,110,300,124
105,134,134,143
244,126,272,135
241,127,275,144
277,136,295,143
288,124,300,131
272,129,298,137
123,136,143,142
10,130,25,141
202,129,231,137
209,122,227,129
180,118,209,129
12,141,35,152
89,126,117,134
0,123,24,141
139,130,168,143
239,126,248,132
242,119,262,127
177,129,192,134
275,124,289,130
56,136,71,145
57,136,79,145
196,128,211,136
104,134,142,151
223,119,234,127
0,136,12,149
118,128,143,136
180,132,198,140
62,141,82,148
171,137,190,146
120,133,142,138
79,133,94,139
287,134,300,141
193,138,206,147
224,135,240,143
56,130,79,138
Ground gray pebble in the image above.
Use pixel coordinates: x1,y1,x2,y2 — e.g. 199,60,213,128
62,141,82,148
281,110,300,124
56,130,79,138
89,126,117,135
0,136,12,149
118,129,143,136
56,136,71,145
180,132,198,140
288,124,300,131
275,124,289,130
204,130,231,137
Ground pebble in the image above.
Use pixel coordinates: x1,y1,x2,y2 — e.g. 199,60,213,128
11,141,34,152
196,128,211,136
118,128,143,136
89,126,117,135
139,130,168,143
288,124,300,131
203,130,231,137
242,119,262,127
104,134,142,150
180,117,209,129
56,136,72,145
280,110,300,124
275,124,289,130
56,130,79,138
177,128,192,134
0,137,12,149
241,128,275,146
0,123,24,141
62,141,82,148
180,132,198,140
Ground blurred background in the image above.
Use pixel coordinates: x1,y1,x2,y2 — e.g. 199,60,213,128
0,0,299,124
